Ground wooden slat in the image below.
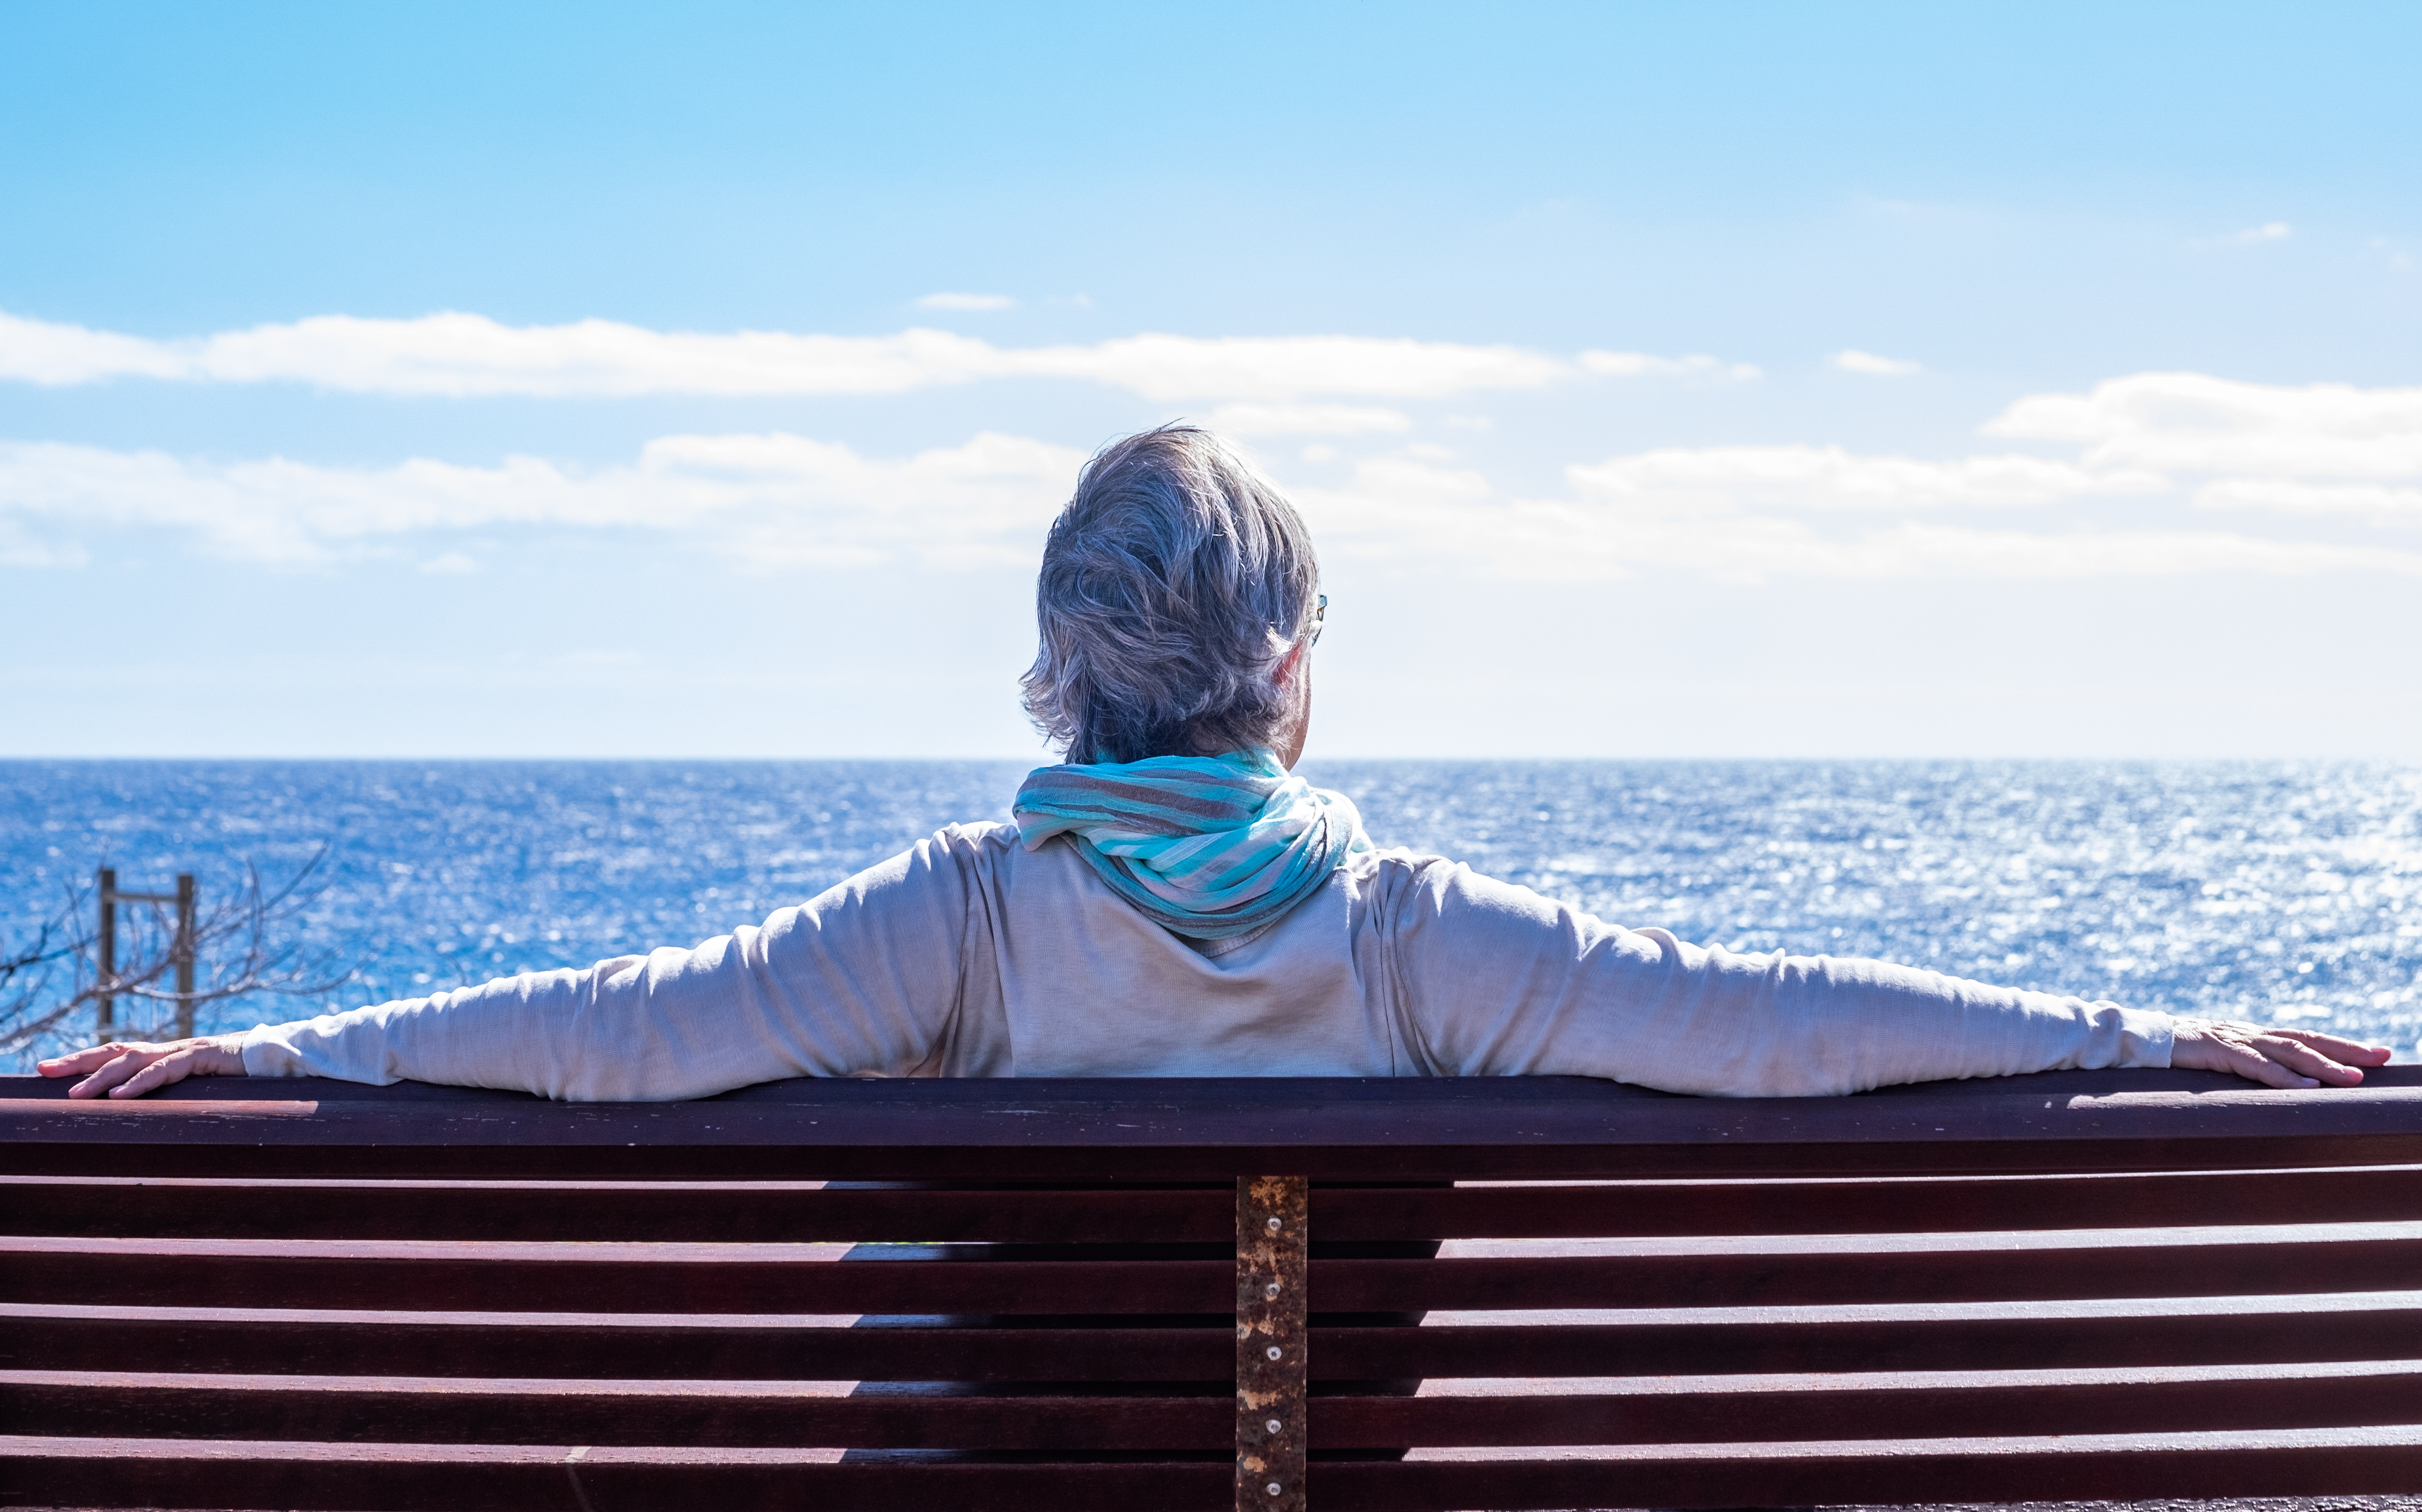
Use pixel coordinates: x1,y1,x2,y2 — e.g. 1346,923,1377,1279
0,1305,1237,1381
0,1370,1230,1448
16,1164,2422,1241
16,1296,2422,1383
0,1176,1234,1243
1312,1360,2422,1445
1309,1226,2422,1311
1328,1165,2422,1236
7,1068,2419,1182
1320,1301,2422,1378
16,1227,2412,1316
1,1236,1233,1314
10,1361,2416,1451
1319,1426,2422,1509
0,1435,1232,1512
10,1427,2422,1512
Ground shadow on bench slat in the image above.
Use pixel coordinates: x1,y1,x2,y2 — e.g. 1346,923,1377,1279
10,1226,2418,1313
8,1361,2422,1449
12,1165,2422,1240
14,1297,2422,1381
8,1427,2422,1512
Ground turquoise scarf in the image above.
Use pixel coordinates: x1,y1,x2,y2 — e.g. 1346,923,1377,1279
1012,749,1372,941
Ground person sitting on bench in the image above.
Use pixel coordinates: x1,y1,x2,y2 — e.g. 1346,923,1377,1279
44,426,2390,1103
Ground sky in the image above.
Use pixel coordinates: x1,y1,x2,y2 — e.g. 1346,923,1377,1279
2,1,2418,760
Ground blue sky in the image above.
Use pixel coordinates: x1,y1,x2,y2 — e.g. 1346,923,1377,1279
3,1,2418,757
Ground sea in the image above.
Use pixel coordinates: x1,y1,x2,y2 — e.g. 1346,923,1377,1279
4,759,2417,1067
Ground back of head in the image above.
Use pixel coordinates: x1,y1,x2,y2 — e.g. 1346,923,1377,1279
1022,425,1321,764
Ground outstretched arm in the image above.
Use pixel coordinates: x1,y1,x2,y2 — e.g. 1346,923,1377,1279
1385,858,2390,1095
42,828,988,1101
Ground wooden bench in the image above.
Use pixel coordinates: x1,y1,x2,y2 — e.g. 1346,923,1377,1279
4,1066,2422,1511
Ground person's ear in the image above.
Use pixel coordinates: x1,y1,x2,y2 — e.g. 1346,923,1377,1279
1274,640,1308,687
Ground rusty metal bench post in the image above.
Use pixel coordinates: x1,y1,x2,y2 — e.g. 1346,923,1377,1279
1237,1174,1308,1512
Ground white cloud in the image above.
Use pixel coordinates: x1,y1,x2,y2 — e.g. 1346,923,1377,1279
1985,372,2422,478
0,309,1748,402
1294,451,2422,583
0,431,1084,568
2196,479,2422,514
1831,348,1922,377
1287,374,2422,582
2234,221,2294,242
1566,445,2162,510
12,367,2415,587
1579,350,1762,381
1209,403,1412,437
913,292,1016,311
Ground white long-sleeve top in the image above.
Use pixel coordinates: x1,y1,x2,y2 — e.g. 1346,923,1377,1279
240,822,2174,1099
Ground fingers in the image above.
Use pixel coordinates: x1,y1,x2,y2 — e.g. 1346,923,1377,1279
110,1049,206,1099
64,1045,172,1099
2268,1027,2396,1067
2244,1031,2366,1087
36,1042,145,1078
2172,1018,2390,1090
2206,1033,2320,1090
40,1038,233,1099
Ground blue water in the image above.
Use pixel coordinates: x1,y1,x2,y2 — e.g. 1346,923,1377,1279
4,760,2418,1066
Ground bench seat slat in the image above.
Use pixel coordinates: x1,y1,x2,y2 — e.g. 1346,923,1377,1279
10,1069,2420,1184
0,1305,1236,1380
1,1242,1236,1314
8,1428,2420,1512
14,1166,2422,1240
1346,1427,2422,1510
10,1362,2420,1450
0,1435,1226,1512
13,1225,2416,1314
1,1372,1232,1450
14,1302,2422,1383
1313,1234,2422,1311
1322,1307,2422,1378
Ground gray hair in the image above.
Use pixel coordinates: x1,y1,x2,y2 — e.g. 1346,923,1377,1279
1022,425,1322,764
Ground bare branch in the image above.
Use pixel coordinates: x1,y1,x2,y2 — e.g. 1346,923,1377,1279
2,849,359,1060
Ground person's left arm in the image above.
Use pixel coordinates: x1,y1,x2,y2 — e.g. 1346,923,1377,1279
1383,857,2387,1094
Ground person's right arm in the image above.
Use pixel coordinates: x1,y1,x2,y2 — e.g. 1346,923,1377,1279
43,827,986,1101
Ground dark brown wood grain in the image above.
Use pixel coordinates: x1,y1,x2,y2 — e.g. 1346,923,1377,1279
2,1371,1230,1448
18,1224,2408,1316
1312,1227,2422,1310
12,1068,2422,1510
10,1361,2414,1451
1309,1362,2422,1446
9,1427,2422,1511
0,1175,1235,1242
1310,1302,2422,1379
0,1435,1234,1512
0,1307,1236,1381
0,1237,1234,1314
1314,1428,2422,1509
17,1163,2422,1241
8,1068,2419,1181
16,1297,2422,1383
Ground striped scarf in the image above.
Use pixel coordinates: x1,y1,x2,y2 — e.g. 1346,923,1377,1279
1011,748,1371,941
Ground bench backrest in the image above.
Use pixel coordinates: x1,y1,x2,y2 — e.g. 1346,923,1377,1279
6,1066,2422,1511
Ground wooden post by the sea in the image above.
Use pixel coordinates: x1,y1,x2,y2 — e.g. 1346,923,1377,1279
93,868,116,1040
174,873,196,1039
94,869,199,1040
